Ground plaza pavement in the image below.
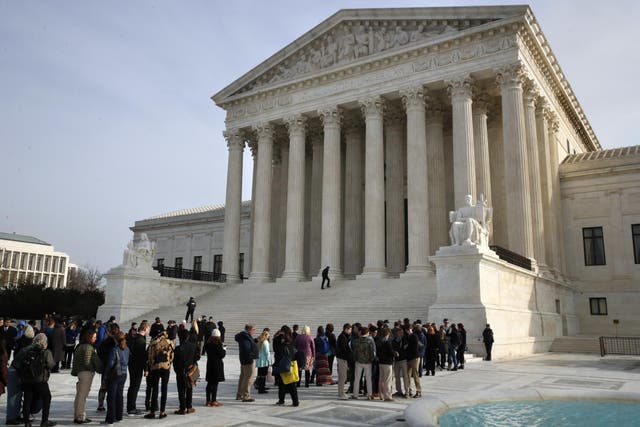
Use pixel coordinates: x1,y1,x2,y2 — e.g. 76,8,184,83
2,352,640,426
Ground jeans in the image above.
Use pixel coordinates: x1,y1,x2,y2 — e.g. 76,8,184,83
126,367,144,412
5,367,22,422
448,345,458,369
176,378,193,411
23,382,51,423
105,374,126,423
148,369,170,413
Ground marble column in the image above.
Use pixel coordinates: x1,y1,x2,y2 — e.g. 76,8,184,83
400,85,430,274
384,106,406,275
426,98,447,254
547,112,566,275
496,63,534,259
319,106,343,278
536,99,555,268
523,80,546,268
281,115,307,281
309,131,323,276
360,96,387,277
221,129,244,283
247,141,258,276
488,101,506,247
472,92,492,204
447,74,476,208
248,122,274,282
343,117,364,276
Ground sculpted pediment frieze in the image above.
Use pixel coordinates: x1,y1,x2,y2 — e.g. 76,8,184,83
232,18,497,96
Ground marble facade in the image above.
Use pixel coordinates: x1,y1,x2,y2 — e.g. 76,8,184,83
213,6,599,284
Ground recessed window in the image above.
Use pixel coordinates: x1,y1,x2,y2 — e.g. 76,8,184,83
175,257,183,270
156,258,164,268
583,227,606,266
193,256,202,272
633,224,640,264
590,297,607,315
213,255,222,277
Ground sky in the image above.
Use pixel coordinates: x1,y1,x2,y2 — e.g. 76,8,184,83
1,0,639,272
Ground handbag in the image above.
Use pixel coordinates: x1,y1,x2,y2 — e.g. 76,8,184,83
278,355,291,373
280,360,299,385
185,363,200,388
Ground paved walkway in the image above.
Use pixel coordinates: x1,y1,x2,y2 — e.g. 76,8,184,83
2,353,640,426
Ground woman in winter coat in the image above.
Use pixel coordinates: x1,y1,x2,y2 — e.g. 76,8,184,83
274,325,299,406
294,325,315,387
424,325,439,376
71,329,103,424
204,329,226,407
456,323,467,369
256,330,270,393
104,331,129,424
50,318,66,372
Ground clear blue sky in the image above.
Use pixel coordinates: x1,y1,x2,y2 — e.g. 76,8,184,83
1,0,638,272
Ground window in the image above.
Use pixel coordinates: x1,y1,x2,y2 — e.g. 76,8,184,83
156,258,164,268
2,250,11,268
52,257,59,272
28,254,35,270
193,256,202,271
213,254,222,278
20,253,28,269
583,227,606,266
566,139,570,155
589,297,607,315
36,255,43,271
44,256,51,271
12,253,19,269
175,257,183,270
633,224,640,264
59,258,66,273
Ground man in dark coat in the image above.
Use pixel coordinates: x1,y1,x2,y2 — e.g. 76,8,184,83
185,297,196,323
173,329,200,414
149,318,164,340
0,318,18,360
126,321,148,415
335,323,352,400
234,324,258,402
321,266,331,289
49,318,66,373
483,324,494,361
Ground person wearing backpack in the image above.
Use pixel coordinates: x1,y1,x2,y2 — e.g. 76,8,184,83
351,326,375,400
13,333,56,427
144,331,174,419
104,331,129,425
313,326,332,386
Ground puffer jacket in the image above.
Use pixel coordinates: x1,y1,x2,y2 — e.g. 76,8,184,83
147,332,174,371
71,343,103,375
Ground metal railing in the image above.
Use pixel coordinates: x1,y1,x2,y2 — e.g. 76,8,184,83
153,266,226,283
599,336,640,357
489,245,532,271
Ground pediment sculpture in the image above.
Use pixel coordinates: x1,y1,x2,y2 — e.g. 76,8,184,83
122,233,157,269
236,18,495,94
449,194,493,247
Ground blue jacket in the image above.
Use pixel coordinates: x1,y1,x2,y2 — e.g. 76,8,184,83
105,345,129,379
235,331,258,366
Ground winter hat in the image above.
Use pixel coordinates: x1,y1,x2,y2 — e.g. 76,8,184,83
24,325,35,339
212,329,221,338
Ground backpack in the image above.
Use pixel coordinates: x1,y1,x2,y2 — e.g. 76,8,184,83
318,336,330,355
19,347,46,383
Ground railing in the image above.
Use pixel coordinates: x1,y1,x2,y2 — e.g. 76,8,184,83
153,266,226,283
489,245,532,271
599,336,640,357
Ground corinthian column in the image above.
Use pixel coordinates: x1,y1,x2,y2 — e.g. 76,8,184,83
343,116,364,276
473,91,492,204
248,122,274,282
426,98,447,254
400,85,430,274
496,63,534,259
547,112,565,275
359,96,387,277
309,131,323,275
281,114,307,281
536,99,555,268
384,106,406,275
318,106,343,278
523,80,546,267
221,129,244,283
447,74,476,207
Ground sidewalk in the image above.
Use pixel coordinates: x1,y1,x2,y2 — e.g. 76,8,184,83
2,353,639,426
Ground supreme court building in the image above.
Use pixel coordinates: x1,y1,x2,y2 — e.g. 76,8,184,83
132,5,640,340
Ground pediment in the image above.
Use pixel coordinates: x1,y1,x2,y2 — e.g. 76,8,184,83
212,6,529,104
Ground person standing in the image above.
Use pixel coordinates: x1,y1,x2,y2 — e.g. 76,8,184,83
204,329,225,407
483,324,494,361
149,318,164,340
457,323,467,369
447,323,460,371
325,323,337,376
351,326,375,400
49,318,65,373
63,321,78,370
144,331,174,419
185,297,196,323
376,327,394,401
71,329,102,424
173,329,200,415
424,325,438,376
335,323,352,400
321,266,331,289
273,325,299,407
392,326,409,398
126,321,148,415
405,325,422,398
14,333,56,427
255,330,271,394
294,326,315,388
104,332,129,425
0,318,18,360
5,325,34,426
235,324,258,402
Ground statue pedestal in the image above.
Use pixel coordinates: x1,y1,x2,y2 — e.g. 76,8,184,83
96,266,162,323
429,244,550,359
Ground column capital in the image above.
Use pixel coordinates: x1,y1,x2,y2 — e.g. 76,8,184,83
446,74,474,100
535,96,550,116
384,105,405,127
248,141,258,158
522,78,540,107
318,106,342,127
343,114,364,136
546,110,560,132
223,128,245,151
399,85,425,111
425,96,444,124
253,122,275,140
472,91,490,116
359,96,385,118
495,62,526,89
284,114,307,136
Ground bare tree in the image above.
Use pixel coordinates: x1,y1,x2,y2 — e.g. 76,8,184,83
67,264,103,291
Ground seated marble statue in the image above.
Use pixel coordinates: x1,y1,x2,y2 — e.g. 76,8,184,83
449,194,492,247
122,233,157,269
